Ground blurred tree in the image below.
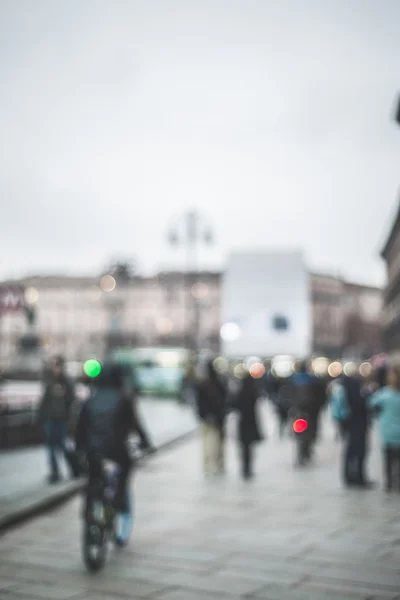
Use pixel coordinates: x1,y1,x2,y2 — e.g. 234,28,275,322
104,259,137,281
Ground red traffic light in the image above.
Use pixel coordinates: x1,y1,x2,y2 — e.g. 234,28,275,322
293,419,308,434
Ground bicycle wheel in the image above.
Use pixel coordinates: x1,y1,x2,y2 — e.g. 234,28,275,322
82,522,107,572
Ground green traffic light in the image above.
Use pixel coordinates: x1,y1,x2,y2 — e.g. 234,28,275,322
83,359,102,378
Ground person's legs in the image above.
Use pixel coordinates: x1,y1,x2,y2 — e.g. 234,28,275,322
384,447,393,491
355,431,367,485
343,434,355,485
202,423,212,474
209,425,221,474
84,456,103,519
241,443,252,479
216,428,225,473
45,422,60,482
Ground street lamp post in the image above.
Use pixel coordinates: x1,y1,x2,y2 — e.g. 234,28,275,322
168,210,213,350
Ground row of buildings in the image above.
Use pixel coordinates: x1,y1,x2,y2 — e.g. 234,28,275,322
380,96,400,352
0,267,383,368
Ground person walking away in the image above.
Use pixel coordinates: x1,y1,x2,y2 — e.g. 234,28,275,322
330,369,373,489
38,355,77,483
291,361,320,461
180,363,198,406
197,360,227,476
75,362,147,546
369,364,400,492
236,374,263,480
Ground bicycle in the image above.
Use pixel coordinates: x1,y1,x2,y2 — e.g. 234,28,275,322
82,458,133,572
82,441,155,572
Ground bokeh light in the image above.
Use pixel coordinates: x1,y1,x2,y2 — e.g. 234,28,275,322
292,360,302,373
359,362,373,378
156,317,173,335
271,355,293,378
213,356,229,374
220,322,242,342
83,359,102,378
100,275,116,293
312,356,329,376
328,361,343,378
246,356,262,369
343,362,357,377
233,363,247,379
24,287,39,305
191,282,209,300
249,362,266,379
293,419,308,434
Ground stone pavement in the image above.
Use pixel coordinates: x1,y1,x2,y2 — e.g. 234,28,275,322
1,404,400,600
0,398,197,530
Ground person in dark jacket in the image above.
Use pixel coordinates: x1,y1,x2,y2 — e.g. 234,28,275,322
333,370,374,488
75,362,151,545
236,374,263,480
75,363,155,546
38,355,76,483
197,360,227,475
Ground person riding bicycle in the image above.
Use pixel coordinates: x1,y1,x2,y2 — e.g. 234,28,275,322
75,361,154,545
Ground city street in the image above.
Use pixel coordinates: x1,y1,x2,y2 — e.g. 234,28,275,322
1,406,400,600
0,398,197,529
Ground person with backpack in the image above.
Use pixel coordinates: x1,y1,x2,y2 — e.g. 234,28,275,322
197,360,227,476
75,362,153,546
329,367,373,489
369,364,400,492
290,360,321,463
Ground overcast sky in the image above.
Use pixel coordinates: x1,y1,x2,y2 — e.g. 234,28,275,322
1,0,399,285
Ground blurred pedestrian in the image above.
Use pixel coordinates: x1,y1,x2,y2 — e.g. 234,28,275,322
38,355,78,483
369,364,400,492
180,363,198,406
235,374,263,480
290,360,322,462
330,367,373,489
197,360,227,476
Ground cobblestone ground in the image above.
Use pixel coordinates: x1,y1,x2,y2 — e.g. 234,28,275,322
1,406,400,600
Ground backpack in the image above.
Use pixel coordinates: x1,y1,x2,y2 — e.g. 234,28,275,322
85,388,121,456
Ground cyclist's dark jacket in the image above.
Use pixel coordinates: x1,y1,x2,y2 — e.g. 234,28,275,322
75,388,138,465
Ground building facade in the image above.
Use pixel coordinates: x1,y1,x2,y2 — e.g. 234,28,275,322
381,201,400,352
0,269,383,367
311,273,383,359
310,274,345,357
0,272,221,368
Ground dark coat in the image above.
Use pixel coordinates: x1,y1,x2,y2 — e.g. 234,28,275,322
38,374,75,425
197,376,227,429
236,376,263,445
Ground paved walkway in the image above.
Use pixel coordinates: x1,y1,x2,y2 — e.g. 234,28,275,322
1,405,400,600
0,398,197,529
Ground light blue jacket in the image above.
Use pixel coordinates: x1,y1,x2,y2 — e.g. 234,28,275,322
329,383,350,422
369,386,400,447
